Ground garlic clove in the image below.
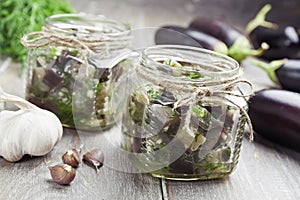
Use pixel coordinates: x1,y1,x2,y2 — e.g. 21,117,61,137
62,149,81,168
48,164,76,185
83,148,104,173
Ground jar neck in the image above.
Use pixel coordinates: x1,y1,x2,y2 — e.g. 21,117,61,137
44,14,130,54
140,45,240,88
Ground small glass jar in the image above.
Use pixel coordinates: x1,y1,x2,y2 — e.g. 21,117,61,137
22,14,130,130
117,45,250,180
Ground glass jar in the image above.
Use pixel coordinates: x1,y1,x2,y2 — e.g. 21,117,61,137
0,91,4,111
117,45,251,180
22,14,130,130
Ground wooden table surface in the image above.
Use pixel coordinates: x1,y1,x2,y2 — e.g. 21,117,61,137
0,1,300,199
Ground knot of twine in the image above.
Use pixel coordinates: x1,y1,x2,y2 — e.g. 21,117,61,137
21,27,130,65
136,66,254,142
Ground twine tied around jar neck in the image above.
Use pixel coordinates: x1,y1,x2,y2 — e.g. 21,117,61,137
21,27,130,66
136,66,254,142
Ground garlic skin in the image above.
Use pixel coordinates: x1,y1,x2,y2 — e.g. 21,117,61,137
62,149,81,168
0,89,63,162
83,148,104,172
48,164,76,185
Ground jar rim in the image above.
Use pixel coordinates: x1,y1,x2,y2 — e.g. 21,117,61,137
141,45,240,84
45,13,131,38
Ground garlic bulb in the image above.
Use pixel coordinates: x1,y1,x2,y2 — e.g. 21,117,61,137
0,88,63,162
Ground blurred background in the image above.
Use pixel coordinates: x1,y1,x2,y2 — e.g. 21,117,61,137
69,0,300,29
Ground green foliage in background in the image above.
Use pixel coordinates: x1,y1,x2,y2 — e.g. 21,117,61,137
0,0,74,65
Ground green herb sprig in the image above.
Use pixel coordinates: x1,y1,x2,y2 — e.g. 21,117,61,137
0,0,74,67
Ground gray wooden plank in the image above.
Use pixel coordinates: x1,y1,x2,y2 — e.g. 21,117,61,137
0,129,162,200
2,1,300,200
0,59,26,98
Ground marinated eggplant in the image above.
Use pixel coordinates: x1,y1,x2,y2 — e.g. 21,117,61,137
122,84,239,177
26,47,122,129
121,58,246,179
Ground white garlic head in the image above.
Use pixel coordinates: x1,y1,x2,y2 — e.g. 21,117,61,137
0,89,63,162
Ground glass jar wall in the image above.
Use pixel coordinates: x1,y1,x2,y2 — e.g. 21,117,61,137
22,14,130,130
118,45,251,180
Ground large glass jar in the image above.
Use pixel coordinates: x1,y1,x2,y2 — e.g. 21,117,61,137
22,14,130,130
117,45,252,180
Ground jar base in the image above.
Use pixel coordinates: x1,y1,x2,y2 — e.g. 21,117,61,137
150,171,233,181
62,121,115,132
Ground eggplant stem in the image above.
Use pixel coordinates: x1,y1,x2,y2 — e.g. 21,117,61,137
228,36,263,62
250,58,287,83
245,4,278,35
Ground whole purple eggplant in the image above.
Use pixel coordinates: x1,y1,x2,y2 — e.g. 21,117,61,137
248,89,300,151
249,26,300,60
249,26,299,49
189,18,242,47
154,25,228,55
258,47,300,61
251,59,300,93
188,4,276,62
188,18,264,61
154,26,201,48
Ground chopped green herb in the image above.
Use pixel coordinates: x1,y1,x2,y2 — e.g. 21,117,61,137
203,163,223,171
72,49,79,56
49,47,57,59
163,58,182,68
147,87,161,100
95,82,102,96
188,72,203,79
192,105,208,118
